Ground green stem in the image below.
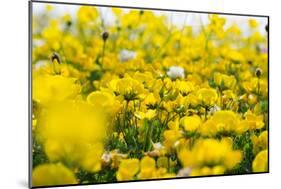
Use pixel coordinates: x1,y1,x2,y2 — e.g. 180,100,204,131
257,78,260,100
100,40,106,66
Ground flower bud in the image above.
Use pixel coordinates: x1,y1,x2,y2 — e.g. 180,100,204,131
50,52,61,64
66,20,72,27
102,31,109,41
255,68,262,78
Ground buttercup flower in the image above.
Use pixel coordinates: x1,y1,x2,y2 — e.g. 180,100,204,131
197,88,218,106
252,150,268,172
178,138,242,173
116,158,140,181
214,72,236,89
180,115,201,132
32,163,77,187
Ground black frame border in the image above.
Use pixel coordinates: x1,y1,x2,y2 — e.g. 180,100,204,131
28,0,270,188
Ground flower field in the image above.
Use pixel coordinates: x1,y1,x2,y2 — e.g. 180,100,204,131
31,4,269,187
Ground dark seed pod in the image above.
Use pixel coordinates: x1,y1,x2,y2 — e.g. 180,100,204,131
66,20,72,27
265,24,269,32
102,31,109,41
255,68,262,78
248,60,253,65
50,52,61,64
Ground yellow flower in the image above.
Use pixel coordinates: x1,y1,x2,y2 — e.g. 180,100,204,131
185,92,199,106
244,111,265,130
252,150,268,172
37,100,106,172
33,74,81,105
110,77,145,100
168,119,180,130
133,71,153,84
249,19,259,28
214,72,236,89
197,88,218,106
199,110,248,136
32,163,77,187
163,129,182,150
135,109,157,120
79,143,104,172
77,6,98,24
138,156,156,179
212,110,240,133
180,115,201,132
87,91,114,107
226,24,241,36
87,91,121,115
143,93,160,107
236,120,250,134
242,78,268,96
251,131,268,154
116,158,140,181
112,8,123,17
120,10,141,28
223,90,237,100
41,20,62,50
45,5,54,12
227,50,245,63
178,138,242,170
199,119,217,137
190,165,225,176
175,80,195,95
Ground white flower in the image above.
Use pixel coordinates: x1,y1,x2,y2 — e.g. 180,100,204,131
119,49,136,62
177,168,191,177
101,152,111,163
34,60,48,70
167,66,185,79
210,105,221,114
152,142,164,151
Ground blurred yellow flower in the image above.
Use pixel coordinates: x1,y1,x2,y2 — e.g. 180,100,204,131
32,163,77,187
33,74,81,105
178,138,242,170
77,6,98,24
249,19,259,28
37,100,106,172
